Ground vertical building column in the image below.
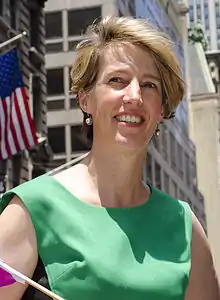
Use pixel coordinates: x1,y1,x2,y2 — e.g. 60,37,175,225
63,9,68,52
65,125,71,162
209,0,218,49
191,96,220,279
64,66,70,110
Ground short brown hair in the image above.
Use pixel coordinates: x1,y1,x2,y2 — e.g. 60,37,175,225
70,16,185,144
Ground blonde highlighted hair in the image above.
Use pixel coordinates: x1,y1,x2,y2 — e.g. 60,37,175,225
70,16,185,143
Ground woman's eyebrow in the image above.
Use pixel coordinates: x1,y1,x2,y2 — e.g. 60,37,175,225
141,73,161,82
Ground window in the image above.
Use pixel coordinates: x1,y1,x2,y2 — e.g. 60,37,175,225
177,143,183,179
198,192,204,206
204,3,209,18
217,16,220,29
169,133,176,170
128,0,135,16
68,40,81,51
216,2,220,18
47,99,65,111
163,171,169,194
0,0,16,28
193,205,200,219
30,4,40,50
160,124,168,160
68,6,101,36
152,134,160,151
205,15,209,30
189,5,194,22
70,96,78,108
186,198,192,208
46,42,63,53
45,12,62,39
196,4,201,20
146,153,153,184
47,69,64,95
32,75,42,132
154,161,161,190
185,153,191,187
48,126,65,154
170,180,178,198
71,125,90,152
179,189,185,201
10,0,16,28
118,9,124,17
47,159,66,172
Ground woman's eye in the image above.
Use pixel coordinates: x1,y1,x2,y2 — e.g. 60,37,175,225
109,77,124,84
142,82,157,89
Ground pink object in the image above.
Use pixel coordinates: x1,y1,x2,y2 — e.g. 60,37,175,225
0,266,16,287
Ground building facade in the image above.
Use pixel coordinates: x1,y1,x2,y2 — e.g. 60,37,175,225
44,0,206,229
0,0,48,191
187,0,220,277
187,41,220,279
187,0,220,50
136,0,206,229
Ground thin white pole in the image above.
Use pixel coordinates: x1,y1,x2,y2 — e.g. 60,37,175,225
0,31,27,51
0,260,64,300
46,152,89,176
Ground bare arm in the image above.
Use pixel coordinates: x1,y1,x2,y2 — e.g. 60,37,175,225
0,196,38,300
185,213,220,300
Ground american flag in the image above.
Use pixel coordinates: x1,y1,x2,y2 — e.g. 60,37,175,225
0,49,38,160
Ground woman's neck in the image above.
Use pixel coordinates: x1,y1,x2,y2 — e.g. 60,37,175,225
85,144,150,208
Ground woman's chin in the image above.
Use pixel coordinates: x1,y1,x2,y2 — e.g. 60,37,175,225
114,134,147,150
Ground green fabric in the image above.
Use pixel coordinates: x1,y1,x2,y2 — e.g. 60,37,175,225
0,175,192,300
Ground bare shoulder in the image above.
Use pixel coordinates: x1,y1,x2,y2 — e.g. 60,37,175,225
185,213,220,300
53,162,88,195
0,196,38,300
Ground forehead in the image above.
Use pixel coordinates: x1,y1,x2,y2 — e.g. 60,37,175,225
98,43,159,77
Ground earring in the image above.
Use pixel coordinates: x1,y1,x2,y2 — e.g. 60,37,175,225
85,114,93,126
155,124,160,137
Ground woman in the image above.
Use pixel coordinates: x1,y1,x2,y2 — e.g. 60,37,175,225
0,16,219,300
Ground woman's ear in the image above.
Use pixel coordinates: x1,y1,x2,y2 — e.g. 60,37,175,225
159,105,164,122
78,91,88,113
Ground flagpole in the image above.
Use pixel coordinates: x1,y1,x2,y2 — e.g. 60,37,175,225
0,260,64,300
0,31,27,51
22,274,64,300
46,152,89,176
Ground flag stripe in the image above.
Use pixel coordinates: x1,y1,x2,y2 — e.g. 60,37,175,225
14,89,30,150
11,91,26,151
16,87,34,148
2,98,11,159
5,96,17,156
0,99,7,159
9,92,20,154
2,97,12,158
20,87,38,146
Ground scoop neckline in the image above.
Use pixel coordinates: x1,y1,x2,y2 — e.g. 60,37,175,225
45,175,154,211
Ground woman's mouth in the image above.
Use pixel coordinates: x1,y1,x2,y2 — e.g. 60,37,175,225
114,114,144,124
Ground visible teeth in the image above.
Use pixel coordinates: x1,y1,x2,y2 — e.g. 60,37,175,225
115,115,142,124
131,116,136,123
121,115,126,122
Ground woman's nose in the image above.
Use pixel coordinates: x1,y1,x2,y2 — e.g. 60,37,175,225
122,79,143,105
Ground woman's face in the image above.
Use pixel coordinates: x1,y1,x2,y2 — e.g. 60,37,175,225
81,44,163,151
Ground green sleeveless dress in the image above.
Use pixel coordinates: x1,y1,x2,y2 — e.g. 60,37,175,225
0,175,192,300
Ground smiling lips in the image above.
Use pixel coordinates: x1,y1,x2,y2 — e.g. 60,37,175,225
114,114,144,124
